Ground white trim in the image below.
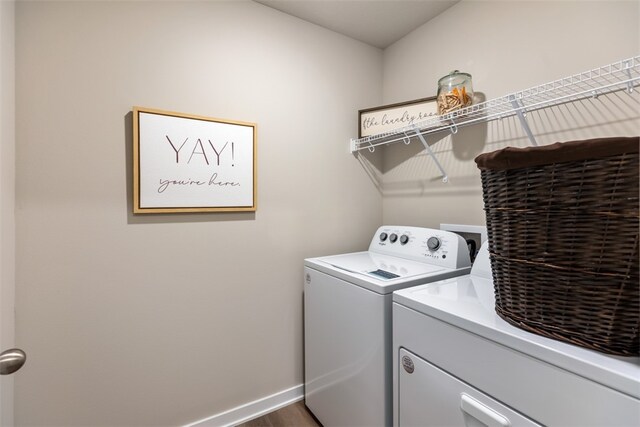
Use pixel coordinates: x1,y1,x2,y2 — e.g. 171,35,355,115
183,384,304,427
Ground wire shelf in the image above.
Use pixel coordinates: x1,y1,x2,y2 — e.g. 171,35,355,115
351,56,640,153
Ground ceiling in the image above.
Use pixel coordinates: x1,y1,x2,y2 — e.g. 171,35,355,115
254,0,460,49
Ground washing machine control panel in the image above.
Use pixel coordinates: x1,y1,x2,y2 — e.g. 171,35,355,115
370,226,470,269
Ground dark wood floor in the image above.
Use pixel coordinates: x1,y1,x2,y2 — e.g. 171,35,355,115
237,401,321,427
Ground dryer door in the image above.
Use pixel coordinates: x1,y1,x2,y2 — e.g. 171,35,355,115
398,348,540,427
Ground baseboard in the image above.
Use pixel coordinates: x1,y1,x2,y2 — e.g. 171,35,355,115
184,384,304,427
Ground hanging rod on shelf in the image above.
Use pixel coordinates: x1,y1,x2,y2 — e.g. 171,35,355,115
350,55,640,154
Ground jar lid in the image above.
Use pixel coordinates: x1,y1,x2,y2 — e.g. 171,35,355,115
438,70,472,84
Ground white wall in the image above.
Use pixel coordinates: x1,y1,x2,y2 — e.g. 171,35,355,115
14,1,382,425
0,0,16,425
381,0,639,228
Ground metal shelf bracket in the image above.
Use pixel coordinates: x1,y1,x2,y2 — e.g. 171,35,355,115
624,60,634,93
350,138,357,153
409,128,449,183
509,94,539,146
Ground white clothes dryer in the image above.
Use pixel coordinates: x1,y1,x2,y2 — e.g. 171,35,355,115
393,242,640,427
304,226,472,427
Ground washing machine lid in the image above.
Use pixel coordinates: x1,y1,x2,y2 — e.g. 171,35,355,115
305,251,469,295
393,275,640,400
323,251,445,279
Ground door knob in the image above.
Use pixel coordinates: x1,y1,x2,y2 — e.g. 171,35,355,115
0,348,26,375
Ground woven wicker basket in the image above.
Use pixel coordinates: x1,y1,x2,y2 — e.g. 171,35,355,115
475,137,639,356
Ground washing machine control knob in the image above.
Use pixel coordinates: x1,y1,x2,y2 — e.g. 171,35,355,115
427,237,441,251
400,235,409,245
389,233,398,243
379,232,388,242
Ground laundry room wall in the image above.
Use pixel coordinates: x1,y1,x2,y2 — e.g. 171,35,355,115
14,1,382,426
380,0,639,229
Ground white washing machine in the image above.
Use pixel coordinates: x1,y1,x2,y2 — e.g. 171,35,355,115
304,225,472,427
393,242,640,427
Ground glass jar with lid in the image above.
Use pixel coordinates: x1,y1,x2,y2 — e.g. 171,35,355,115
437,70,473,115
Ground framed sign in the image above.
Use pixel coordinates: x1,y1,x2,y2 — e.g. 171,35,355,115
358,96,437,138
133,107,257,214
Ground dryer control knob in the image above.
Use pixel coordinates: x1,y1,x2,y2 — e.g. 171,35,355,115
389,233,398,243
379,232,388,242
400,235,409,245
427,237,441,251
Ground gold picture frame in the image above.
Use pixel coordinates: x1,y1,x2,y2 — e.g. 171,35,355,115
133,107,257,214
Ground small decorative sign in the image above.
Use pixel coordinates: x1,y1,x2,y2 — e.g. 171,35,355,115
133,107,257,214
358,96,438,138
